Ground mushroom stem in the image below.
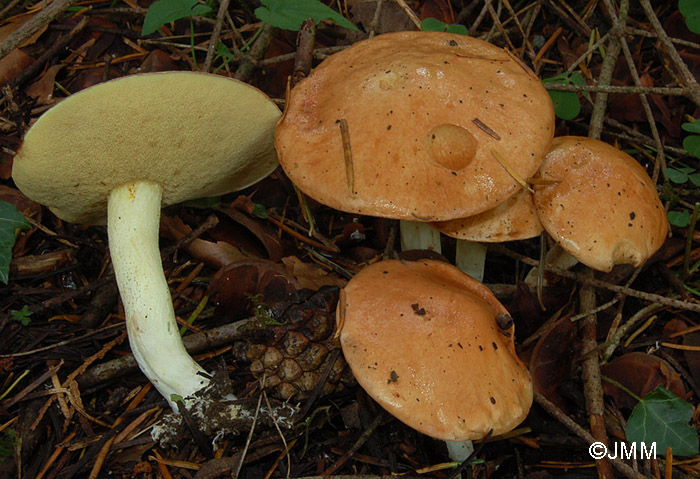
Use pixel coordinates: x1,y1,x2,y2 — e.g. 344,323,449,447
108,180,209,410
399,220,441,253
445,439,475,462
454,240,487,282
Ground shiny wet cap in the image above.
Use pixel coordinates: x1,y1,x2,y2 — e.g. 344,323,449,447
338,259,533,441
276,31,555,221
533,136,668,272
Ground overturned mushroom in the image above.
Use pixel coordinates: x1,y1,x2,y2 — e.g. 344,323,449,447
12,72,281,409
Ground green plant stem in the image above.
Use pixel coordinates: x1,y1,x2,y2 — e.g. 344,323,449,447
601,375,642,402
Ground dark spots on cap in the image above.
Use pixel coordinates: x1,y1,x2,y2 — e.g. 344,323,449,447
411,303,426,315
388,370,399,384
490,396,496,405
492,342,498,350
630,212,636,220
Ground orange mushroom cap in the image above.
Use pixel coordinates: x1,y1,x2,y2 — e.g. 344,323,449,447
533,136,668,272
338,259,533,441
432,189,543,242
276,31,555,221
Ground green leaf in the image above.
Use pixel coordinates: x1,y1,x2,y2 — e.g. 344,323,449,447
420,17,448,32
255,0,359,32
680,0,700,34
668,210,690,227
10,306,32,326
682,120,700,134
667,167,689,184
252,203,268,218
0,201,30,284
419,17,469,36
445,24,469,36
142,0,212,36
626,387,699,456
688,173,700,187
548,90,580,120
569,71,592,103
683,135,700,159
543,74,581,120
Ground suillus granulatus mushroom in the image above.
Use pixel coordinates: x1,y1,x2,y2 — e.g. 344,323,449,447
337,259,533,461
12,72,281,409
432,189,543,280
275,31,554,260
532,136,668,273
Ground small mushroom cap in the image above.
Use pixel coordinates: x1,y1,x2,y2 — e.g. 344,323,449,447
12,72,281,225
276,31,555,221
431,189,543,242
533,136,668,272
338,259,533,441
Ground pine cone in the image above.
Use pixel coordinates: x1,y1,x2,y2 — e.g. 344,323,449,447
233,286,356,400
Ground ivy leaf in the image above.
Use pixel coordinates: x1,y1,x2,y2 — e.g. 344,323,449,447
0,200,30,284
142,0,212,36
666,167,689,184
255,0,359,32
680,0,700,34
668,210,690,227
626,387,699,456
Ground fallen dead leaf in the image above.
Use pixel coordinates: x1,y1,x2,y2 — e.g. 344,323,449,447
281,255,347,290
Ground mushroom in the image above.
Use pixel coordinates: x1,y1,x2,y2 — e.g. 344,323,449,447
532,136,668,273
432,189,543,280
275,31,554,258
12,72,281,409
337,259,533,458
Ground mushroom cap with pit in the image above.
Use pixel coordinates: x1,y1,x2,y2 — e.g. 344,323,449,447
13,71,281,225
276,31,555,221
431,189,543,242
532,136,668,272
338,259,533,441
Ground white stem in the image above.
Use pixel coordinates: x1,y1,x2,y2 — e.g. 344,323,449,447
445,439,474,462
454,240,487,281
399,220,441,253
108,180,208,410
523,243,579,286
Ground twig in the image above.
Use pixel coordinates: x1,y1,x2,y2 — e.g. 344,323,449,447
639,0,700,109
487,244,700,313
235,23,276,82
533,391,649,479
78,318,255,389
394,0,421,29
0,0,22,21
579,270,613,479
603,0,666,182
201,0,231,72
292,18,316,85
588,27,621,139
544,83,686,95
12,16,89,87
0,0,78,61
322,411,385,475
